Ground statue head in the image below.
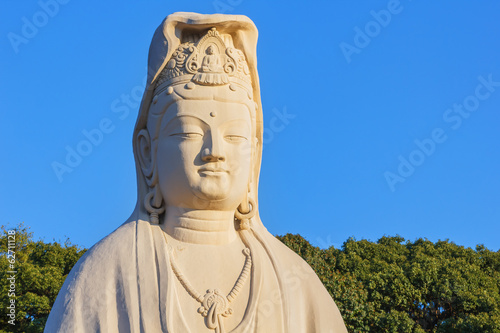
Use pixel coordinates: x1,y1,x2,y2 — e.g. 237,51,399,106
131,13,264,230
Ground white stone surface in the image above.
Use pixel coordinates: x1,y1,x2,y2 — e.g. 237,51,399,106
45,12,348,332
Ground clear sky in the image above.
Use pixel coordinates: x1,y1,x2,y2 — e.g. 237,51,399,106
1,1,499,251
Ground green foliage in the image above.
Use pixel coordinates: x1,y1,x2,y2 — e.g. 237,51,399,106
277,234,374,331
0,224,86,333
277,234,500,333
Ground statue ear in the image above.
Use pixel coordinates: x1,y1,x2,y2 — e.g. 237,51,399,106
137,129,154,179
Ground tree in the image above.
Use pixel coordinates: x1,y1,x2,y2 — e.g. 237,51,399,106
278,234,500,332
277,234,374,332
0,224,86,333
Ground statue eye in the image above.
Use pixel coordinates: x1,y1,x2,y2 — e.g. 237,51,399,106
225,135,247,142
170,132,203,139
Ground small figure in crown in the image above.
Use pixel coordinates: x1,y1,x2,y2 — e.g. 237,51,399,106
201,45,223,73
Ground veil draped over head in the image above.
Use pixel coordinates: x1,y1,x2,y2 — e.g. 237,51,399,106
44,12,348,333
132,12,265,228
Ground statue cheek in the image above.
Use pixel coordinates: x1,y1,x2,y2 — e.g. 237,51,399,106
230,145,252,177
177,140,205,162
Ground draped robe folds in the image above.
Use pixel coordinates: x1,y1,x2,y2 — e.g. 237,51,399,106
45,219,347,332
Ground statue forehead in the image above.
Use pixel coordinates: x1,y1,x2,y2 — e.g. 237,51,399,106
160,99,252,127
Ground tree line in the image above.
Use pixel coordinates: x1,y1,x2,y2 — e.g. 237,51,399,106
1,225,499,332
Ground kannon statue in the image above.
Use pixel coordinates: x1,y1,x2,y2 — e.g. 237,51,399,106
45,12,348,333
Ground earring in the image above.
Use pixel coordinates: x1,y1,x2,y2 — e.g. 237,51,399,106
144,190,165,224
235,197,256,230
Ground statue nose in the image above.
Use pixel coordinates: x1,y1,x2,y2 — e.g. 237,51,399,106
201,148,225,162
201,131,225,162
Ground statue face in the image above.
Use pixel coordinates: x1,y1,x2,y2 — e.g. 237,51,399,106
153,99,252,210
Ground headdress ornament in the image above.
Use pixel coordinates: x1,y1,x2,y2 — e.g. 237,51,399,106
154,27,252,96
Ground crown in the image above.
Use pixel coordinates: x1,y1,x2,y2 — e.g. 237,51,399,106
154,27,252,95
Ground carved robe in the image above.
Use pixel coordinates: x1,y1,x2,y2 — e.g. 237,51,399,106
45,219,347,332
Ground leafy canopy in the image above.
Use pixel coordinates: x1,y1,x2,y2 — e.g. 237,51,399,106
0,224,86,333
277,234,500,333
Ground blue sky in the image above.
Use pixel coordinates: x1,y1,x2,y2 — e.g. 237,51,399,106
1,0,499,251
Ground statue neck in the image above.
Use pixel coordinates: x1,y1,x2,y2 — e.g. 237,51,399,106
160,207,238,245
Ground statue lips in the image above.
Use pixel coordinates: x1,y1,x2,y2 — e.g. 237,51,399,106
198,167,228,176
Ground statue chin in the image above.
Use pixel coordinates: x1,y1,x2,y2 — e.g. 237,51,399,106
193,176,232,203
161,173,239,208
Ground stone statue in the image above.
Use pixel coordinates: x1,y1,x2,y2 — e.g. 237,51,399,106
45,12,348,333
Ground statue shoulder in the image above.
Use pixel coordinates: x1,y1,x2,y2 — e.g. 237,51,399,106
258,232,348,332
45,220,146,333
74,220,138,272
263,234,318,275
53,220,140,298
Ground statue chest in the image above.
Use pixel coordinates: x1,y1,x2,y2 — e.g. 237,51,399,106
167,240,252,332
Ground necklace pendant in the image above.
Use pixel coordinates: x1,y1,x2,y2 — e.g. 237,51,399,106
197,289,232,332
164,234,252,333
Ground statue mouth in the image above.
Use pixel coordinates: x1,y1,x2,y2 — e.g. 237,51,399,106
198,167,228,175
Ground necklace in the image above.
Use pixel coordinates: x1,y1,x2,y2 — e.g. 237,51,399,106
162,233,252,333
